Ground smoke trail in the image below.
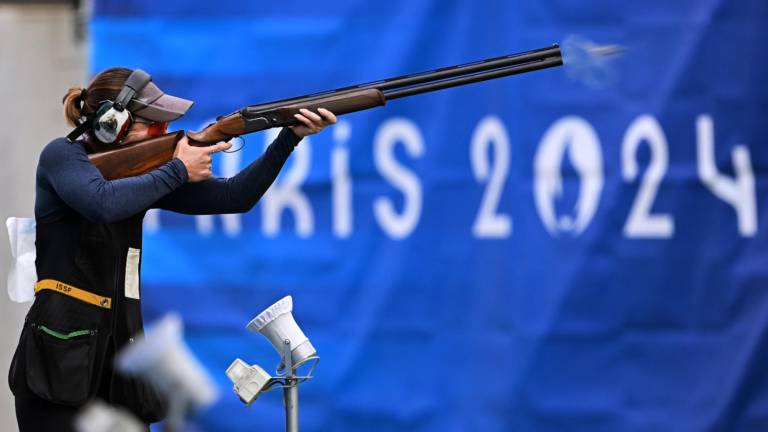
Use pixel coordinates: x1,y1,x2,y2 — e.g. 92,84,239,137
562,35,626,89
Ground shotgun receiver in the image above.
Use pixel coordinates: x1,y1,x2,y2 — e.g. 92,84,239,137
89,44,563,180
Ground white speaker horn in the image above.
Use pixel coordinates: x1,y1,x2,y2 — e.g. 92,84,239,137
247,296,317,370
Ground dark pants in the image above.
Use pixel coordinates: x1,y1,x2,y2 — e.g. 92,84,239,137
15,385,81,432
14,383,151,432
12,336,151,432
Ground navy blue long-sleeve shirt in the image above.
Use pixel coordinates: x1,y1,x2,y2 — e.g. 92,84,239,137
35,128,302,223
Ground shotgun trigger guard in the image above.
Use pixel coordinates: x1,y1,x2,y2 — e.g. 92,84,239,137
224,136,245,153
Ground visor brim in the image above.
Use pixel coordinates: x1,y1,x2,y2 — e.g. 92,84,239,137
128,81,194,122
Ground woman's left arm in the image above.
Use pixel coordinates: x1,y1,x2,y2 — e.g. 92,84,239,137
154,108,336,214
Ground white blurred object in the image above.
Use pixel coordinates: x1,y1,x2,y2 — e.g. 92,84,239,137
247,296,317,371
75,400,144,432
116,313,219,429
6,217,36,303
562,35,626,89
226,358,272,405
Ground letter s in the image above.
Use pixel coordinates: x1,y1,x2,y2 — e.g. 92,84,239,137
373,118,425,239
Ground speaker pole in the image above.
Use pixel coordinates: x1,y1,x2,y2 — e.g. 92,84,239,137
282,339,300,432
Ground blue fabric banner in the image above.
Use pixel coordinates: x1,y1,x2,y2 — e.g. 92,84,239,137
92,1,768,430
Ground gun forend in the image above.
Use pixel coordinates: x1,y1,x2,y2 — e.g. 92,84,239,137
187,88,386,144
241,88,386,134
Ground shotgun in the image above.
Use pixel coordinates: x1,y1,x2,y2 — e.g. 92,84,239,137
89,44,563,180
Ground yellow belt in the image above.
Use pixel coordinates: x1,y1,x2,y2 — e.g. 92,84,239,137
34,279,112,309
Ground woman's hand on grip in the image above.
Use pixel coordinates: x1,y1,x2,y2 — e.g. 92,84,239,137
173,136,232,182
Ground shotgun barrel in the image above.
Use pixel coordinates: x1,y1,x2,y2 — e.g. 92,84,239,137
243,44,562,112
225,44,563,137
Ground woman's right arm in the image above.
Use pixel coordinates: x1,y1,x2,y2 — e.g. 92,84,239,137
39,138,190,224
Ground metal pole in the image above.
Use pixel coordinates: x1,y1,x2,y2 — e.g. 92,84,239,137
282,339,299,432
283,376,299,432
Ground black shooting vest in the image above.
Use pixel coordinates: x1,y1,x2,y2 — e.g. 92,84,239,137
8,211,167,423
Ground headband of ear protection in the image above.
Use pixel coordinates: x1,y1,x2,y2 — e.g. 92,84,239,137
67,69,152,144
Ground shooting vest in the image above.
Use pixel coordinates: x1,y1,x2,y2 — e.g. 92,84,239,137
8,212,167,422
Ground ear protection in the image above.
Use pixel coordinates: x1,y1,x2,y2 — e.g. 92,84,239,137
67,69,152,144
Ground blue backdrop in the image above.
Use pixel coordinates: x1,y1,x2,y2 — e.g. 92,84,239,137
92,1,768,431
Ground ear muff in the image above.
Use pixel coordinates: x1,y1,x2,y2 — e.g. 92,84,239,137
92,101,133,144
67,69,152,143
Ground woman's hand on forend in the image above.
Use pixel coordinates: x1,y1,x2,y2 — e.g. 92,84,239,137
290,108,337,138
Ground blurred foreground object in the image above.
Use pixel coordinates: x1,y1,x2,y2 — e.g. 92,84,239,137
562,34,626,89
226,296,319,432
75,400,144,432
116,314,218,432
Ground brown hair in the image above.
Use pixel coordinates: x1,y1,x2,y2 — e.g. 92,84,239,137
62,67,133,127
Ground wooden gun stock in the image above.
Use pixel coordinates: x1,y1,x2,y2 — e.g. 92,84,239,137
89,131,185,180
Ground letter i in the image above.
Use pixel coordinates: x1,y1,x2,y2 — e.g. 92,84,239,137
332,121,353,238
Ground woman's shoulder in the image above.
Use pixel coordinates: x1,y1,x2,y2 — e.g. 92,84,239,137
39,137,86,166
